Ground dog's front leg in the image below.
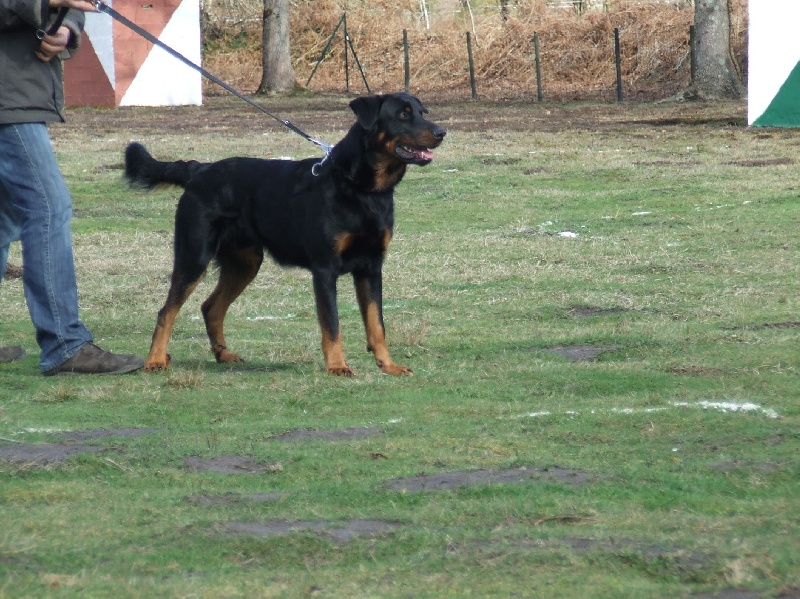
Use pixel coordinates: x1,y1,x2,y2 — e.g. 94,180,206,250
313,271,352,376
354,272,413,376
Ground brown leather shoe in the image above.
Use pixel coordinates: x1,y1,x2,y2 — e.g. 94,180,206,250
0,345,26,363
44,343,144,376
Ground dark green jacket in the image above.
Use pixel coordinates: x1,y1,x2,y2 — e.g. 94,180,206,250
0,0,84,124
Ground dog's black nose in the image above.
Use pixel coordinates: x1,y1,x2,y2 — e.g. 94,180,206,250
433,127,447,141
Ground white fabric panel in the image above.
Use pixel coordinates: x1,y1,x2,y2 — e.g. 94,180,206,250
120,0,202,106
748,0,800,124
83,3,115,88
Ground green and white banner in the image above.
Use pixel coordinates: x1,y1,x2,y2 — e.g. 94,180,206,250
748,1,800,126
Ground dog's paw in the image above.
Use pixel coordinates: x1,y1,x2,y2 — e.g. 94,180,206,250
328,366,354,377
380,363,413,376
215,350,243,364
143,354,171,372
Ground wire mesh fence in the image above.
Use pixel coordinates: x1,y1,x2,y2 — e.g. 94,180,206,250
201,0,746,102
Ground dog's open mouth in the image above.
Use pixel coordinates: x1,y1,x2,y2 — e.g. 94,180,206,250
395,144,435,164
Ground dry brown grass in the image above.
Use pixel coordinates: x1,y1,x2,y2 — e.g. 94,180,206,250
202,0,747,102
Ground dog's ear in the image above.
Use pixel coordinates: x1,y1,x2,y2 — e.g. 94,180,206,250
350,95,384,130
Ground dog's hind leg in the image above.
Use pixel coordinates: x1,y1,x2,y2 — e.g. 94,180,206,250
145,271,206,371
201,246,264,364
145,192,216,371
354,273,413,376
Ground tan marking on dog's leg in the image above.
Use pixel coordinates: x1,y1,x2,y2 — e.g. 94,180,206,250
145,276,204,371
382,228,392,252
202,248,262,364
321,327,352,376
355,278,412,376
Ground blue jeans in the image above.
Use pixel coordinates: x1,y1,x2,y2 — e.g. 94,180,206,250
0,122,93,372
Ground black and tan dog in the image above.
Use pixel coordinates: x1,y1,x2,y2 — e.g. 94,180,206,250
125,92,445,376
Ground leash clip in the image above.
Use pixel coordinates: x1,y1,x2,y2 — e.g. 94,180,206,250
311,154,328,177
310,141,333,177
38,5,69,39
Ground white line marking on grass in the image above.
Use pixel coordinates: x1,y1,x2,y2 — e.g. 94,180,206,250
7,427,66,437
245,314,296,321
20,427,66,433
189,314,297,321
517,401,779,420
673,401,779,419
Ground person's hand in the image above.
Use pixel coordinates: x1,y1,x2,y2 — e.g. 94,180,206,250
48,0,97,10
35,26,71,62
37,0,97,62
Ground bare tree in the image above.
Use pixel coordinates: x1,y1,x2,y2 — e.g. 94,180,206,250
691,0,744,99
257,0,295,94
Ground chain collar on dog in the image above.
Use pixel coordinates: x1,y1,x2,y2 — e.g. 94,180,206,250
92,0,332,174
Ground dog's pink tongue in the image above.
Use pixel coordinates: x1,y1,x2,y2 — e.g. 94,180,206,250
418,148,434,161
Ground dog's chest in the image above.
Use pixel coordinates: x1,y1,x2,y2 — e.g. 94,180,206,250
333,226,392,261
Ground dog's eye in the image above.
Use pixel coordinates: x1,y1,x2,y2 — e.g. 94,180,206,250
398,110,410,120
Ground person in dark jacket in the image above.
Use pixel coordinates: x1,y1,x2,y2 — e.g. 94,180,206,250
1,0,143,375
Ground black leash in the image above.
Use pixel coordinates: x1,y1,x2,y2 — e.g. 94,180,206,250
90,0,333,162
37,7,69,40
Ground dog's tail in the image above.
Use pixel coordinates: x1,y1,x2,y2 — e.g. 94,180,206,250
124,142,201,190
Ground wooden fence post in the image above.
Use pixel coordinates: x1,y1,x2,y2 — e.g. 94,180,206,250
403,29,410,93
614,27,623,101
343,13,350,92
466,31,478,100
533,32,543,102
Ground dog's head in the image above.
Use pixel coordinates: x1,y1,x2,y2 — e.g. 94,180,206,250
349,92,446,167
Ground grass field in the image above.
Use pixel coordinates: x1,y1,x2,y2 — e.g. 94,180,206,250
1,96,798,598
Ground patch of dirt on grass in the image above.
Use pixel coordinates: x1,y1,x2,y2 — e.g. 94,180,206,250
480,156,522,166
3,263,22,279
387,466,592,493
561,537,715,581
559,536,669,556
224,365,277,373
448,535,712,580
187,492,285,506
57,96,745,144
0,443,103,466
223,519,400,543
0,428,154,467
669,365,727,377
750,321,800,330
183,456,282,474
270,427,383,442
707,460,780,473
690,590,762,599
728,157,794,168
545,344,621,362
568,305,630,318
724,322,800,331
53,428,155,442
